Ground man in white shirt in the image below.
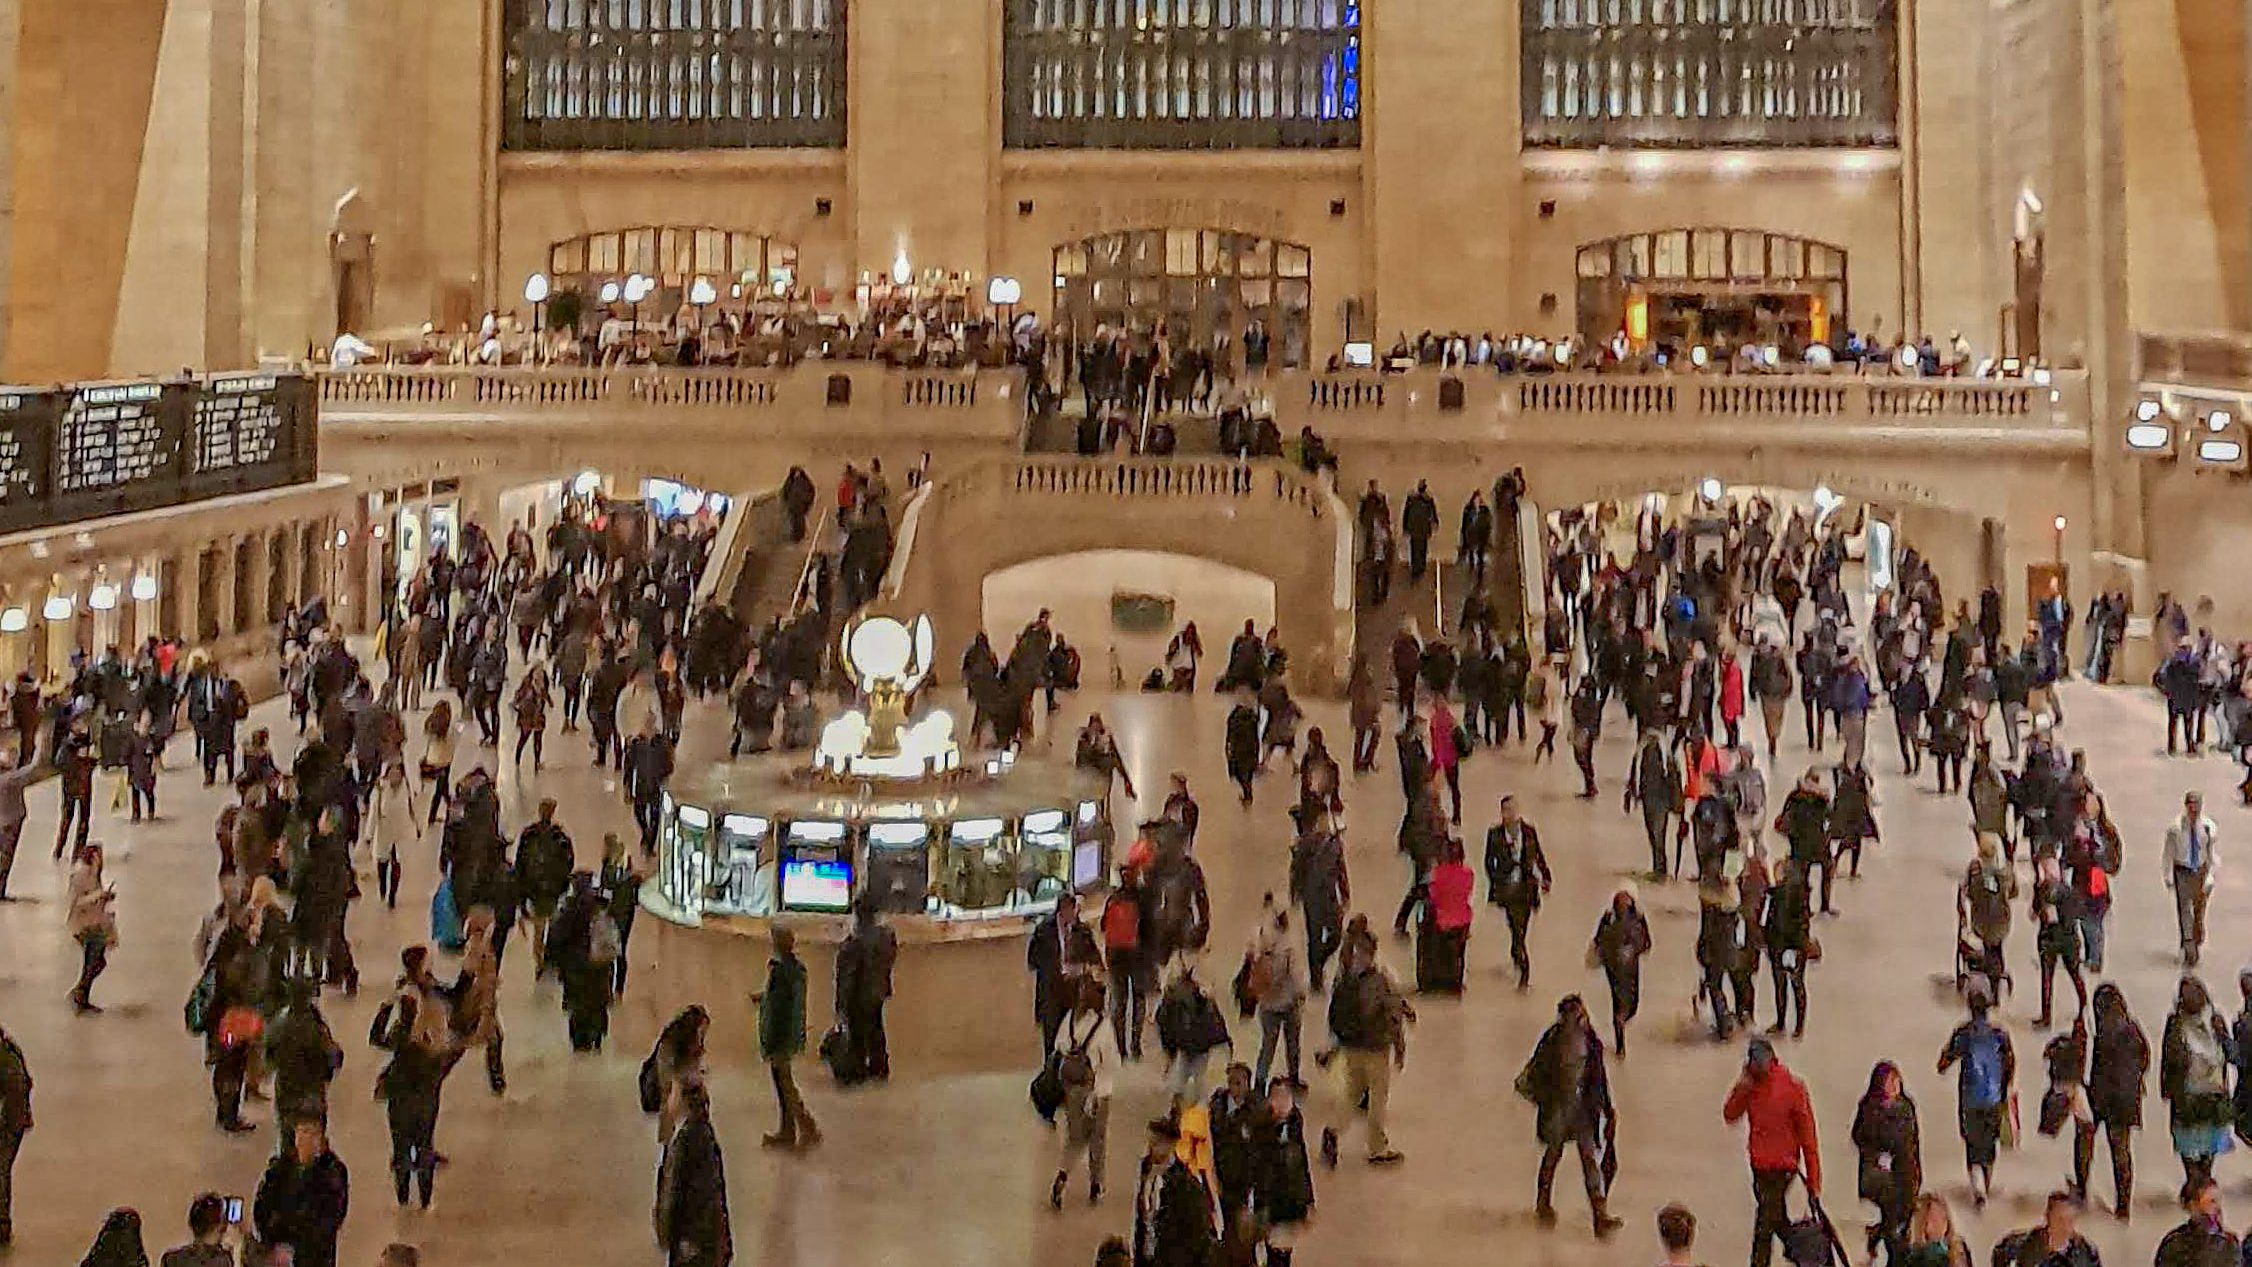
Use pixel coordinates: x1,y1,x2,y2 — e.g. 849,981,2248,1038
2164,791,2219,966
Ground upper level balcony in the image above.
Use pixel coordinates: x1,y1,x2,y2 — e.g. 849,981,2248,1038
317,361,2086,451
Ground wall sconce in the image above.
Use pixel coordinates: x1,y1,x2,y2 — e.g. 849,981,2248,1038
2125,397,2179,457
986,276,1022,307
2194,407,2248,473
129,573,158,603
42,594,72,622
88,583,118,612
0,609,27,634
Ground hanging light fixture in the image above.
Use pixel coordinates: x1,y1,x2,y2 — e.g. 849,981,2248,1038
42,593,72,621
0,608,27,634
129,573,159,602
88,582,118,612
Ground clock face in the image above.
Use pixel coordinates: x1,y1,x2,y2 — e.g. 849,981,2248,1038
849,617,914,681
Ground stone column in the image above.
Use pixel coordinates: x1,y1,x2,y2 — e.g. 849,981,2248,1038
0,0,17,375
848,0,994,287
212,535,240,640
1362,0,1518,334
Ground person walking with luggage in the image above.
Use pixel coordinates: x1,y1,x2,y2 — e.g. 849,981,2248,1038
755,926,820,1151
1515,995,1623,1237
834,902,898,1083
1936,984,2015,1209
1723,1037,1821,1267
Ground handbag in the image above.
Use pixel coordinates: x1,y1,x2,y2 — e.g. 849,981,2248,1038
215,1005,265,1051
1999,1090,2022,1149
184,965,218,1036
430,877,465,952
1028,1060,1066,1121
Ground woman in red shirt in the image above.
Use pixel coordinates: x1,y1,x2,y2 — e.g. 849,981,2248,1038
1417,840,1476,994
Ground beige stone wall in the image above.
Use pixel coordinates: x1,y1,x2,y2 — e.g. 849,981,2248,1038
1520,154,1906,341
2118,0,2250,332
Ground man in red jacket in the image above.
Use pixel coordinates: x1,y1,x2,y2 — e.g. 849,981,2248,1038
1723,1037,1821,1267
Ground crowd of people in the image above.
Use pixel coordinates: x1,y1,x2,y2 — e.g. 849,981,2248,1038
8,440,2252,1267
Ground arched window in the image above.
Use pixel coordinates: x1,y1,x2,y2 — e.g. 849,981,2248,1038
503,0,843,149
1521,0,1894,147
1004,0,1359,148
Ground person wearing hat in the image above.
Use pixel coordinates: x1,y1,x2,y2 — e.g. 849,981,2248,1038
1724,1036,1821,1267
1132,1115,1217,1267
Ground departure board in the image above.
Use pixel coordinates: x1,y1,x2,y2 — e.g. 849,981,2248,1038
0,372,316,533
191,373,286,475
0,390,55,532
56,381,174,495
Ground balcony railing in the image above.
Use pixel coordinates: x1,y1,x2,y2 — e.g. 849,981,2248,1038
1273,368,2085,439
316,364,1020,439
2139,330,2252,388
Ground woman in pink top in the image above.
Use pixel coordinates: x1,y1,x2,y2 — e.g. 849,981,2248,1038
1417,840,1476,994
1428,698,1463,824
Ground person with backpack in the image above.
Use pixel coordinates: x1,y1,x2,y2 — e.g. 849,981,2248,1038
512,799,574,975
2161,975,2235,1203
1099,877,1151,1062
1935,984,2015,1209
642,1005,710,1150
1319,924,1409,1167
370,946,458,1209
834,902,899,1083
1243,897,1309,1091
1959,835,2017,996
1048,976,1116,1209
1153,962,1231,1107
1723,1036,1821,1267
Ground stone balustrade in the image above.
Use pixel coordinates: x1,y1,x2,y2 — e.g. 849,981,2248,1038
316,363,1020,440
1278,367,2086,438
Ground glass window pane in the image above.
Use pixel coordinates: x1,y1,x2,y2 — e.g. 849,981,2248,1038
1730,229,1764,278
1277,243,1310,277
1166,229,1199,275
1692,229,1727,279
1650,231,1684,277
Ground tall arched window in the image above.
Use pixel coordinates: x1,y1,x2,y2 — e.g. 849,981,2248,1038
1005,0,1360,149
503,0,845,150
1521,0,1895,147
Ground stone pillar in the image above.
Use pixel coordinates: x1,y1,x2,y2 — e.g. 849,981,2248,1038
0,0,17,375
175,545,204,649
848,0,995,288
1907,0,2001,344
212,535,239,640
1362,0,1518,334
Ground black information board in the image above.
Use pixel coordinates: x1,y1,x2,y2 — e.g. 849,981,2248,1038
0,372,316,533
0,390,56,534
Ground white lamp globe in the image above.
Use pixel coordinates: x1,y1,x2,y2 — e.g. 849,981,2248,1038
848,617,914,681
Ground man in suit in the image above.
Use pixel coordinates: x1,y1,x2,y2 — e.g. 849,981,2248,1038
1027,892,1095,1054
1484,796,1552,990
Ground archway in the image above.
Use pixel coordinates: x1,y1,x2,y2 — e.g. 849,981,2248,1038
329,189,375,337
1052,228,1312,370
982,550,1279,690
1575,227,1848,353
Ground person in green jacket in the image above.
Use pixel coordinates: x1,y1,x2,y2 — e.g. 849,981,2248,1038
755,927,821,1150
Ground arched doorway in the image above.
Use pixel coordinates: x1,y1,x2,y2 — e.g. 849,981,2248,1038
1575,228,1848,353
1052,229,1312,370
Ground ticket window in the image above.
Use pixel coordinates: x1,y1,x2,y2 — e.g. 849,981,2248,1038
778,820,854,914
862,821,933,916
1073,799,1111,891
713,813,774,916
943,818,1018,917
1018,809,1073,910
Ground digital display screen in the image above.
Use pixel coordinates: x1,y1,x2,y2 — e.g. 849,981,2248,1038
780,859,853,912
0,391,55,532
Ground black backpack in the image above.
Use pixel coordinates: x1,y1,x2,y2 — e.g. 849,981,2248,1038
1327,968,1390,1049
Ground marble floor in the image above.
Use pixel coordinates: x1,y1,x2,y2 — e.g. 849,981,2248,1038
0,668,2246,1267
